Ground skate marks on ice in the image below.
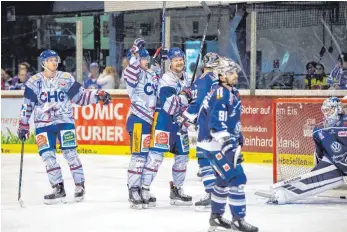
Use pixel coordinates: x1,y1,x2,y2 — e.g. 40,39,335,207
2,155,347,232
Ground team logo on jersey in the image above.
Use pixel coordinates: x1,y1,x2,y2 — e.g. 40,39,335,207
40,91,65,103
154,130,169,149
338,131,347,137
36,133,49,152
141,134,151,153
60,130,77,148
330,142,342,153
222,163,231,172
215,153,223,161
234,121,241,134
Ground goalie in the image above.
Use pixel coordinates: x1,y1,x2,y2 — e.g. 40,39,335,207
260,97,347,204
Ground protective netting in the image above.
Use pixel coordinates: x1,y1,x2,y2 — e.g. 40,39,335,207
274,99,347,183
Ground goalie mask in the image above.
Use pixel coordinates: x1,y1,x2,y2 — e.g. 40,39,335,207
203,52,220,68
321,97,344,127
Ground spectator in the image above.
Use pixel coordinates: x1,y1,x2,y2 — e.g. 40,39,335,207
305,63,328,89
11,63,30,86
328,52,347,89
1,68,12,89
119,56,129,89
82,60,91,82
83,62,101,89
9,69,27,90
97,66,118,89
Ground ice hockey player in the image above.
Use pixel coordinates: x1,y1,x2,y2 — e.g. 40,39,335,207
123,38,159,209
178,52,220,211
142,47,193,206
200,57,258,232
17,50,111,204
258,97,347,205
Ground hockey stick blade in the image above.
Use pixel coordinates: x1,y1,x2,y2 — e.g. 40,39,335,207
255,191,272,199
19,198,25,208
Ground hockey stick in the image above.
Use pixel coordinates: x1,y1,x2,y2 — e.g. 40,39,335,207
160,1,166,77
191,1,212,84
18,139,25,207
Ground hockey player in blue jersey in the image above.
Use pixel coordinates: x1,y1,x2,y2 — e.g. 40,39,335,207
17,50,111,204
178,52,220,211
200,57,258,232
259,97,347,205
123,38,159,209
142,47,193,206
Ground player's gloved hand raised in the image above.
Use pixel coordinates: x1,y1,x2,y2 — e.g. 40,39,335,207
131,38,145,54
17,122,30,141
96,90,111,106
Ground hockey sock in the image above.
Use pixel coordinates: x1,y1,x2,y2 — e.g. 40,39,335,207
62,149,85,184
198,157,215,193
172,155,188,187
127,154,146,188
41,150,63,186
228,185,246,220
142,151,163,186
211,185,228,215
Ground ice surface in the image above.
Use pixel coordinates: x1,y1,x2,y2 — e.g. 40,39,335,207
2,155,347,232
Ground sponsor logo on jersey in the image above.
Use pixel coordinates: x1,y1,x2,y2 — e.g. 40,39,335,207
154,130,169,149
141,134,151,153
222,163,231,172
330,141,342,153
181,134,189,152
40,91,65,103
58,80,67,87
61,130,76,148
63,73,70,78
215,153,223,160
144,82,158,95
338,131,347,137
132,123,142,153
36,133,49,151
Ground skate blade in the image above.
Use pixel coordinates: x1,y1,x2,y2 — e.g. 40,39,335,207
194,205,211,212
75,196,85,202
129,202,143,210
44,197,67,205
170,199,193,206
149,202,156,208
142,203,150,209
208,226,232,232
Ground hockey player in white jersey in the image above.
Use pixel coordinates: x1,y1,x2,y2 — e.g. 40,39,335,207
17,50,111,204
123,38,159,209
257,97,347,204
142,47,193,206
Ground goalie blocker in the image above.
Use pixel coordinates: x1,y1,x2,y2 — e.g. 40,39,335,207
257,97,347,204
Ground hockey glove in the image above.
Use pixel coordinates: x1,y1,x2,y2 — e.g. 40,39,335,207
134,38,145,50
221,139,244,166
96,90,111,106
17,122,30,141
180,88,192,101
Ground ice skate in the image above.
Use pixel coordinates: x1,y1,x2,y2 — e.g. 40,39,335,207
195,193,211,211
208,213,232,232
129,187,142,209
231,219,259,232
169,181,193,206
74,182,85,202
44,182,66,205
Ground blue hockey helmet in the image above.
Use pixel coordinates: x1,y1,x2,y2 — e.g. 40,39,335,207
39,50,60,63
168,47,185,60
139,48,150,62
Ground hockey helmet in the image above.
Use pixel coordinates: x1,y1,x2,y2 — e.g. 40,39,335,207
212,57,241,76
321,97,344,126
168,47,185,60
203,52,220,68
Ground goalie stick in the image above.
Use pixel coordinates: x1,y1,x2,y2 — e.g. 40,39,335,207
191,1,212,84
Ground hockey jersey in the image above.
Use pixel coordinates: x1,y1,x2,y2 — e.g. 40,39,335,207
123,55,159,125
156,68,191,118
199,84,243,151
83,78,101,89
19,71,101,129
183,72,218,123
313,114,347,173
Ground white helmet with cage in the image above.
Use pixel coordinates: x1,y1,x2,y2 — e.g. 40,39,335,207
321,97,344,127
212,56,241,77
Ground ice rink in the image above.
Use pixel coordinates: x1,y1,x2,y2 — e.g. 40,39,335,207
2,154,347,232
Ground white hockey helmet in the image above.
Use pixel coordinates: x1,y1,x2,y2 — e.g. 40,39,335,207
321,97,344,126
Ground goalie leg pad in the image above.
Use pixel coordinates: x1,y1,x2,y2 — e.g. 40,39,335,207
128,154,146,188
142,151,164,186
273,160,345,204
172,155,189,187
62,149,85,185
41,150,63,186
